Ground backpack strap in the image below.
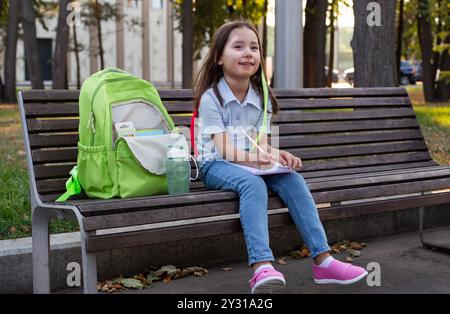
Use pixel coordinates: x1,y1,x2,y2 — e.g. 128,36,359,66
190,104,199,158
55,166,81,202
251,69,269,153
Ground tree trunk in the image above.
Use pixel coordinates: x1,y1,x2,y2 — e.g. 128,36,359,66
4,0,20,102
351,0,397,87
94,0,105,69
326,0,337,87
262,0,268,60
53,0,71,89
303,0,328,88
396,0,404,84
73,22,81,89
0,0,4,101
417,0,435,101
21,0,44,89
182,0,193,89
431,0,442,89
436,35,450,101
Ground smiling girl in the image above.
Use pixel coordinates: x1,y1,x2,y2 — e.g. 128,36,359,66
193,21,367,294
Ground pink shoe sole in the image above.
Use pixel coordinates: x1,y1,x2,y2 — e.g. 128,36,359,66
249,269,286,294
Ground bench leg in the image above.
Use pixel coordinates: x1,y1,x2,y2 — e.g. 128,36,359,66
419,206,450,253
80,231,98,294
32,209,51,294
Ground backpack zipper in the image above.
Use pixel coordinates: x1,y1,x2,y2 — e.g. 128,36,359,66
88,75,135,146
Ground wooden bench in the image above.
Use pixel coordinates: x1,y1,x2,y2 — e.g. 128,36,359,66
18,87,450,293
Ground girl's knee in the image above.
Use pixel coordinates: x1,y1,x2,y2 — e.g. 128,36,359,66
239,175,267,196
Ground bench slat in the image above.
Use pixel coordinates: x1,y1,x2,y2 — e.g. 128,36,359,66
309,168,450,191
24,101,195,118
279,129,424,148
29,124,422,149
294,141,428,160
278,119,419,134
303,152,432,171
21,87,408,103
32,141,427,164
301,161,440,180
306,164,446,183
313,178,450,204
272,87,408,98
26,108,416,134
23,97,413,119
277,97,412,109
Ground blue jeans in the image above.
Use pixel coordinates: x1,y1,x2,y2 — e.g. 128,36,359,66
201,160,331,266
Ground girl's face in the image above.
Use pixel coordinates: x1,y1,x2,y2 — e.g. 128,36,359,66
218,27,261,81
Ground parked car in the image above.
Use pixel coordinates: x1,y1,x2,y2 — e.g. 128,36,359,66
343,62,417,86
412,61,422,81
324,66,339,83
400,61,416,85
344,67,354,85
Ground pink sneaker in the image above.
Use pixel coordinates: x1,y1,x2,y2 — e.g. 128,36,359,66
249,268,286,294
313,259,368,285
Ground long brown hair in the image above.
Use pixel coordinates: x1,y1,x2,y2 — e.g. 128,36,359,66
193,20,279,114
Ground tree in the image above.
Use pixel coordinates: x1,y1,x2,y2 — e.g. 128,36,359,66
53,0,72,89
0,0,5,101
4,0,19,102
182,0,193,88
326,0,341,87
174,0,266,60
21,0,44,89
71,19,82,89
418,0,435,101
396,0,404,84
351,0,397,87
80,0,118,71
93,0,105,69
303,0,328,87
403,0,449,102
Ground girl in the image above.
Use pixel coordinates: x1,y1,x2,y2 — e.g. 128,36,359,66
193,21,367,294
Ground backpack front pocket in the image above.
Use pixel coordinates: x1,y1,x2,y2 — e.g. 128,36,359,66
77,142,115,199
115,139,168,198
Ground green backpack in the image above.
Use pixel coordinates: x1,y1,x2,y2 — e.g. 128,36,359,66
57,67,188,201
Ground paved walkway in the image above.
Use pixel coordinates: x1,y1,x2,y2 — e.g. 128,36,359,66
58,226,450,294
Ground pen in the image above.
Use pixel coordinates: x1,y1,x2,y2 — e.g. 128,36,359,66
241,129,266,155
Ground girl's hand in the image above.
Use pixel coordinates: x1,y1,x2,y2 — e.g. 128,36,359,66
255,151,278,166
278,150,303,170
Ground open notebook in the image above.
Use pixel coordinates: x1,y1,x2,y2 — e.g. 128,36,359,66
223,160,292,176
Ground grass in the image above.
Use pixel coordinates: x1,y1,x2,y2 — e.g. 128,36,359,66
0,104,78,240
0,86,449,240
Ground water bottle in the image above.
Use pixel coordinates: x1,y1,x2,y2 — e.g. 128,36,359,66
166,146,190,195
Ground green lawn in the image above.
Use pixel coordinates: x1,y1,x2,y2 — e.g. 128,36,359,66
0,104,78,240
0,90,449,240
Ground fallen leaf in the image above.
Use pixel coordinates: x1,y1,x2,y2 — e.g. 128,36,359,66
346,256,353,263
222,267,232,272
155,265,178,278
115,278,145,289
276,258,287,265
347,249,361,257
9,226,16,234
146,271,161,283
174,269,190,279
